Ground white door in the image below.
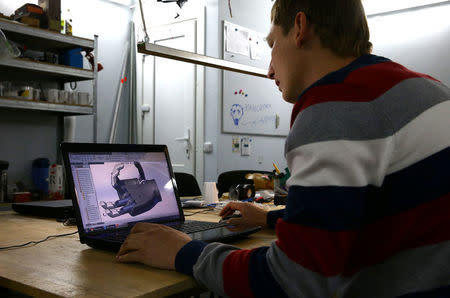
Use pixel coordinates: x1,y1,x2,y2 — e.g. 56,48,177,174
152,20,197,176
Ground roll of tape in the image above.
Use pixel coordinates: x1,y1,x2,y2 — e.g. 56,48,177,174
229,184,255,201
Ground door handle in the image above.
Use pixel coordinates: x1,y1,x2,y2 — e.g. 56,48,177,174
175,127,191,159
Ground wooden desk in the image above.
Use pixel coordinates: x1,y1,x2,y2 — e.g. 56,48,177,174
0,209,276,297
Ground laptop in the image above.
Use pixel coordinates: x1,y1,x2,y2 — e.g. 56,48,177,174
61,142,260,252
12,199,74,219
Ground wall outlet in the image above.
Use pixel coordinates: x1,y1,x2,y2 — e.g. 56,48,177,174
257,155,263,165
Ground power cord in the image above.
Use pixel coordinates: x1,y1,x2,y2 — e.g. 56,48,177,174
0,231,78,250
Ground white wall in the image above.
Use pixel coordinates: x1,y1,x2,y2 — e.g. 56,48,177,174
61,0,133,143
367,3,450,85
210,0,288,181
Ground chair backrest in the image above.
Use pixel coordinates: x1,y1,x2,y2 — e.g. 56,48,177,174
217,170,272,198
174,172,202,197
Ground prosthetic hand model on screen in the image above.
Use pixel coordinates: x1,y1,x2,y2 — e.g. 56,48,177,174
100,161,162,218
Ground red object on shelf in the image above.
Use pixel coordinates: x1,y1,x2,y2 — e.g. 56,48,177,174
13,192,32,202
85,50,103,72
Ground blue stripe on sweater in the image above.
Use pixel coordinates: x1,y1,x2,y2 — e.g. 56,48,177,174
175,240,208,276
396,285,450,298
284,146,450,230
249,247,288,298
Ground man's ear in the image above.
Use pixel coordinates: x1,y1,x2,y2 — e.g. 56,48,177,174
294,11,309,48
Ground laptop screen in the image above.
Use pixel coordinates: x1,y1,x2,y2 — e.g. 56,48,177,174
67,151,181,233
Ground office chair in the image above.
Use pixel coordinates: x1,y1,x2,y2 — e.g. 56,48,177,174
174,172,202,197
217,170,272,198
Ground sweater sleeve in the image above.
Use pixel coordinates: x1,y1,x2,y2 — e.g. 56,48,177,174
267,209,285,228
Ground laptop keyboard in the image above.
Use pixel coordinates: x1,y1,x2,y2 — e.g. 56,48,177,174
98,220,228,242
169,220,228,234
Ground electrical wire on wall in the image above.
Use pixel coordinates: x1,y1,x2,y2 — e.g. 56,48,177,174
228,0,233,17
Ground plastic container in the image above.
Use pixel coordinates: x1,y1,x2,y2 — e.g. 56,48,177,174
32,158,50,197
60,47,83,68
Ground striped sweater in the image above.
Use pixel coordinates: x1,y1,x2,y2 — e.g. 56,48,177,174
175,54,450,297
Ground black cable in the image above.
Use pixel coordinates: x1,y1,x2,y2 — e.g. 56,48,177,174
0,231,78,250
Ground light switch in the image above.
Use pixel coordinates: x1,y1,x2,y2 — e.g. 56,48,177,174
240,137,250,156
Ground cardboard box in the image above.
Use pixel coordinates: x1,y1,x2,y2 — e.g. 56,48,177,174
18,16,41,28
38,0,60,21
48,18,61,32
14,3,44,17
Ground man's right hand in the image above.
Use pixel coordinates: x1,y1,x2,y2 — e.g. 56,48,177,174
219,202,268,231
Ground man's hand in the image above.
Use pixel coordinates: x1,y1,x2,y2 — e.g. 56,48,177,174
116,222,191,270
219,202,268,231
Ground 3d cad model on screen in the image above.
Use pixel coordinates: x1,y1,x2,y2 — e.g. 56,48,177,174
100,161,162,218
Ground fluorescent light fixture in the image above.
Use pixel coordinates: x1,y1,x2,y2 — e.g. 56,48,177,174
363,0,449,15
135,0,267,78
137,42,268,78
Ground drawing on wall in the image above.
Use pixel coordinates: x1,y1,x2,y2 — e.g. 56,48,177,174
222,21,291,136
230,104,244,126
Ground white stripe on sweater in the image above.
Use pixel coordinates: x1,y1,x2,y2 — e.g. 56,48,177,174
387,100,450,175
286,137,394,187
286,100,450,188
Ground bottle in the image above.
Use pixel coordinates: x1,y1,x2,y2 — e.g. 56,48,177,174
0,160,9,203
60,8,72,35
32,158,50,199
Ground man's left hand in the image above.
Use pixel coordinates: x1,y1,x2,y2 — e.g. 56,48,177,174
116,222,191,270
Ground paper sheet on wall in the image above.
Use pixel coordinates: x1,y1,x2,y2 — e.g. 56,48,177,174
250,34,263,60
226,24,250,57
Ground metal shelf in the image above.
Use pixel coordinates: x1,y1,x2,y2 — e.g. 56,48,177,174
0,18,94,51
0,97,93,115
0,57,94,82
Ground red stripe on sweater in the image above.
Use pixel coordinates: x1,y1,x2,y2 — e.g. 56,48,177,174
290,61,438,127
223,249,256,298
275,193,450,277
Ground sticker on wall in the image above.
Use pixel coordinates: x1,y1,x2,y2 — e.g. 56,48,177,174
234,89,248,97
232,136,240,153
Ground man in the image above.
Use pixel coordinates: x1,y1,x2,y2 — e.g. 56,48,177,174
117,0,450,296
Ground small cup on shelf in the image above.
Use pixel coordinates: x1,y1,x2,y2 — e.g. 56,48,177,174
33,88,41,101
69,91,79,104
18,86,33,100
78,92,91,105
45,89,59,103
58,90,69,104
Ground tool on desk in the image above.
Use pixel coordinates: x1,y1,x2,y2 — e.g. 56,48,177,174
272,162,281,175
61,142,261,252
229,184,256,201
271,165,289,206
